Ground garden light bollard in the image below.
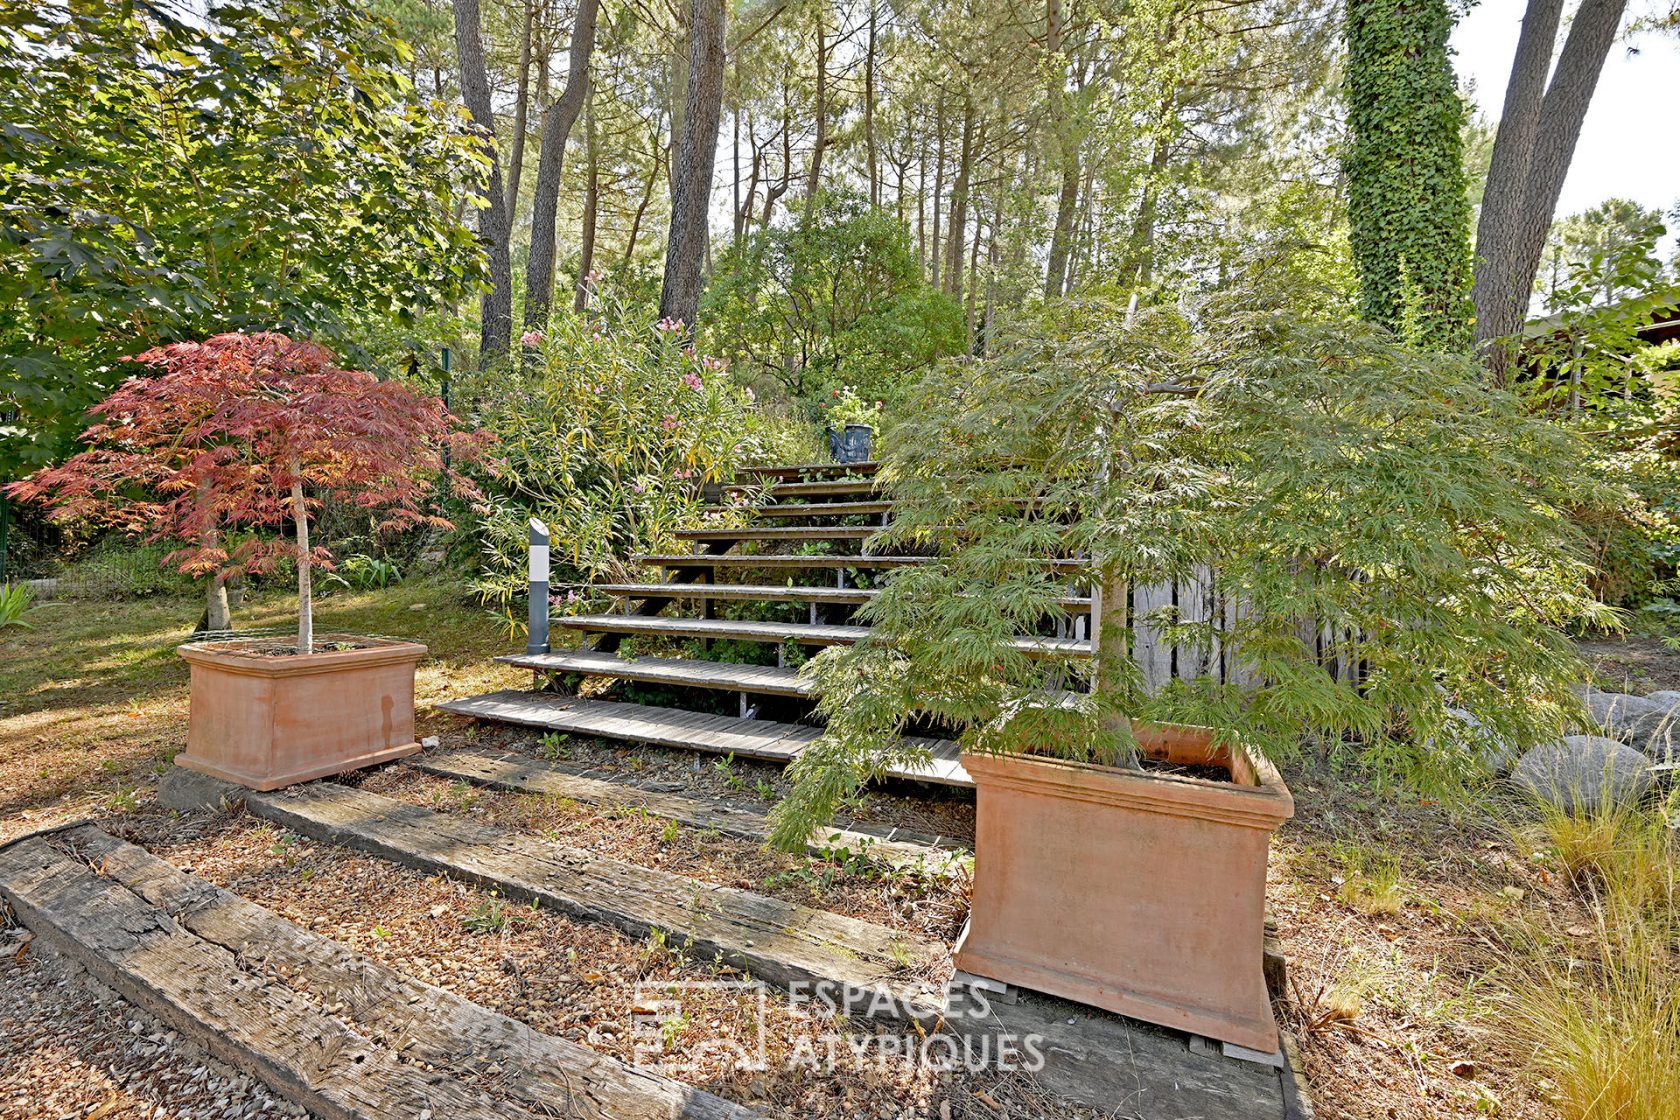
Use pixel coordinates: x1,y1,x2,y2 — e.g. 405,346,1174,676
527,518,550,655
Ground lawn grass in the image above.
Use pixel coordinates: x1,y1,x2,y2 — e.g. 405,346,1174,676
0,576,522,841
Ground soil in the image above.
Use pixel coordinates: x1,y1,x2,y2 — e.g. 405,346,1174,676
1576,634,1680,694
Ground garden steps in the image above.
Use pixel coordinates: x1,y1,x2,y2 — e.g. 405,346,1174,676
556,613,1093,658
641,552,933,571
594,582,1094,612
436,691,972,786
171,778,1290,1120
498,649,812,696
741,461,879,479
0,826,755,1120
408,747,968,874
596,582,878,606
642,552,1083,572
723,478,883,499
716,499,894,518
673,526,879,542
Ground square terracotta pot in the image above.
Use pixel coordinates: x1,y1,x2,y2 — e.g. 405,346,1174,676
174,635,427,791
954,723,1292,1051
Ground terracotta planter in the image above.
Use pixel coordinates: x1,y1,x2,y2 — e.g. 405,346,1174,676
174,636,426,791
954,724,1292,1051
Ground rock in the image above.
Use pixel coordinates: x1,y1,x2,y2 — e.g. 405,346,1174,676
1647,690,1680,707
1512,736,1654,813
157,766,247,814
1434,707,1521,775
1584,690,1680,762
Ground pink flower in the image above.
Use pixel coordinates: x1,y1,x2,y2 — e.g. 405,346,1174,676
520,330,545,347
744,387,756,403
681,371,704,392
661,414,679,430
656,317,684,334
585,269,605,284
673,468,694,480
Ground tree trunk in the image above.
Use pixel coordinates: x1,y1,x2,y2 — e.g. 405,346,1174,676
943,99,974,297
290,462,313,656
505,0,536,219
931,95,946,289
802,5,829,227
525,0,601,330
864,1,879,209
625,147,662,263
575,92,599,313
451,0,513,357
1042,0,1078,299
659,0,727,330
1472,0,1627,375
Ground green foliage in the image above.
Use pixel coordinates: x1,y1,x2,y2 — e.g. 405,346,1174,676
1537,199,1668,309
821,385,882,430
1343,0,1474,351
467,293,770,612
0,581,35,629
322,554,404,593
770,267,1613,848
0,0,487,477
701,195,964,408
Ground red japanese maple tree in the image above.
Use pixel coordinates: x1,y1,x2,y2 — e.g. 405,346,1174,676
7,333,484,653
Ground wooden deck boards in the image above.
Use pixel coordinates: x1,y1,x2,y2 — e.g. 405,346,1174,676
597,582,878,606
0,829,754,1120
555,613,1093,659
641,552,930,569
724,479,884,499
720,500,894,518
673,526,879,542
436,691,973,787
498,650,811,696
215,783,1287,1120
742,462,880,479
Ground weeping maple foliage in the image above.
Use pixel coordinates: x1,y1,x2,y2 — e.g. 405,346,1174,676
7,332,488,649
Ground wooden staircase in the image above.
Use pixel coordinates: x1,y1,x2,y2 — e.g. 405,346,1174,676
441,460,1094,789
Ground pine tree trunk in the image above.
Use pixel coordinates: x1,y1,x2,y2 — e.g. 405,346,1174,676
525,0,601,330
1042,0,1078,298
864,2,879,209
451,0,513,358
505,0,536,219
659,0,727,330
943,100,974,297
575,93,599,313
1473,0,1627,375
802,6,829,227
931,96,946,290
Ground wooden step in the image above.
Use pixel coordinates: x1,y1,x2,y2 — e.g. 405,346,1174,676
725,478,883,499
499,649,811,696
437,691,971,786
720,499,894,518
0,828,755,1120
643,552,930,570
557,613,1093,658
673,526,878,542
410,747,968,874
742,461,879,479
597,582,877,606
595,583,1092,612
201,780,1289,1119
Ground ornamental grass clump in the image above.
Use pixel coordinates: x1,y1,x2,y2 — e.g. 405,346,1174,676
6,332,484,652
769,271,1616,848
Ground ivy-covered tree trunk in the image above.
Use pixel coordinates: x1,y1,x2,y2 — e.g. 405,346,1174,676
1343,0,1474,352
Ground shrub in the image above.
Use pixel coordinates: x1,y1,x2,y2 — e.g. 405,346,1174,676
468,296,772,615
770,268,1615,847
7,333,482,649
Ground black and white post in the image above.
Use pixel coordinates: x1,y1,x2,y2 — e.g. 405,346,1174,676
527,517,550,655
